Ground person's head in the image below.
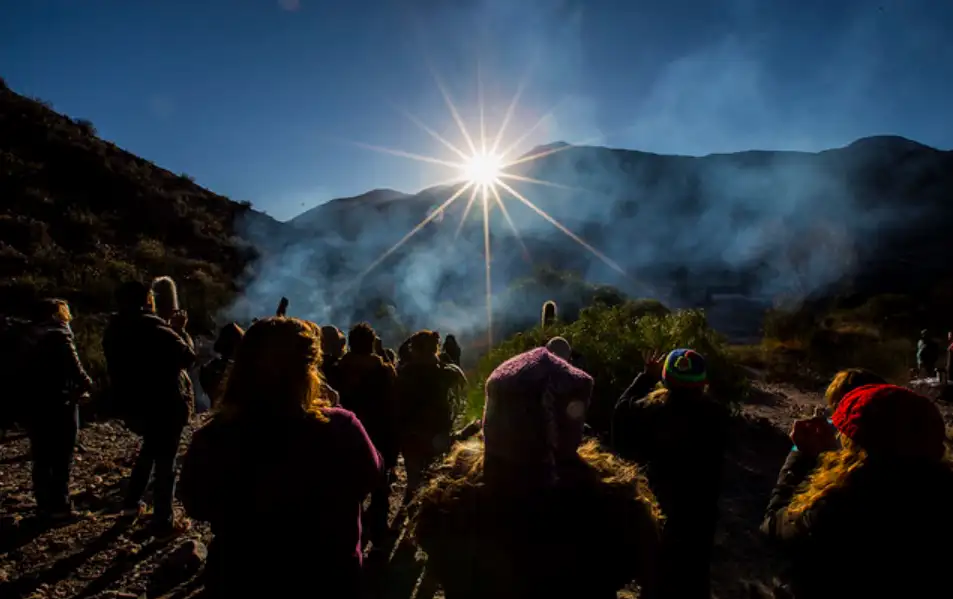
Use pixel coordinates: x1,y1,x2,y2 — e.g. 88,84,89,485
348,322,376,355
220,317,331,419
213,322,245,358
545,336,572,362
410,330,441,359
320,325,346,360
661,348,708,391
444,334,461,356
116,281,154,314
789,384,947,515
824,368,887,410
482,347,594,488
31,298,72,325
151,276,179,321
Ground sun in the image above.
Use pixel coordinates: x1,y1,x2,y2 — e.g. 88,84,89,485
462,151,503,187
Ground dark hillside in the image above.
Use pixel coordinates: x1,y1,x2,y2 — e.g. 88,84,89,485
0,80,281,373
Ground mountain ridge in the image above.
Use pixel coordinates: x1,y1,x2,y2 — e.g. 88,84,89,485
4,78,953,346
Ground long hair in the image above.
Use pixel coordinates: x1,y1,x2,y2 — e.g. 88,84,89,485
786,439,868,516
219,317,332,422
151,276,179,321
410,438,663,538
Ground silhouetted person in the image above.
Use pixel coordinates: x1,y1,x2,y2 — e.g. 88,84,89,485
199,323,244,409
102,281,195,537
21,299,92,520
411,347,660,599
917,329,939,378
544,336,572,362
320,324,346,393
612,349,730,599
396,330,467,502
337,322,398,546
762,384,953,599
440,334,462,366
179,318,382,599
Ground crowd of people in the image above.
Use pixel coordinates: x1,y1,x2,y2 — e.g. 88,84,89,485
5,274,953,599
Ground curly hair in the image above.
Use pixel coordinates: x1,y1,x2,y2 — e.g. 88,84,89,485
409,437,663,542
219,317,332,422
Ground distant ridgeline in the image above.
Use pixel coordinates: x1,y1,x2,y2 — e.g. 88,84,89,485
4,76,953,344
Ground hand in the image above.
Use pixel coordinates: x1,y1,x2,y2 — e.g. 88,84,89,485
170,310,188,331
642,349,666,380
790,417,839,457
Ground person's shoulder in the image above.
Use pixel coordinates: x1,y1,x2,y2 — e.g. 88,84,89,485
319,406,363,430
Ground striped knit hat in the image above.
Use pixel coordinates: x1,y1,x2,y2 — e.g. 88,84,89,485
661,348,707,389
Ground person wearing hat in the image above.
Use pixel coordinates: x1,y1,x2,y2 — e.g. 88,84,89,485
410,347,661,599
611,348,730,599
761,384,953,599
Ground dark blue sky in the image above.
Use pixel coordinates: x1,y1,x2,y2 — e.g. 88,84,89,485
4,0,951,220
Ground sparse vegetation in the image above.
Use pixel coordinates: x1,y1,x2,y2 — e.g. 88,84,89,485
464,300,748,420
734,293,923,387
73,118,96,136
0,84,269,382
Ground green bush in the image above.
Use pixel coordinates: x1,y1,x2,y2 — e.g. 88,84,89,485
757,294,920,385
463,300,747,421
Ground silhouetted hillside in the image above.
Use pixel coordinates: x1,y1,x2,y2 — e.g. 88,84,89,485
5,73,953,353
0,81,280,336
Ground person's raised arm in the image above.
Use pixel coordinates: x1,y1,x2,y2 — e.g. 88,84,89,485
761,418,838,541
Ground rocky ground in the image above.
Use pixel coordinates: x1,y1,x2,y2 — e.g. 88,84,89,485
2,378,952,599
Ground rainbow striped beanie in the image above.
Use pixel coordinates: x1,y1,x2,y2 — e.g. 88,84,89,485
662,348,707,389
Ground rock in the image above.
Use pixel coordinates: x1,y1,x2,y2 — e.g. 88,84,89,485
158,539,207,579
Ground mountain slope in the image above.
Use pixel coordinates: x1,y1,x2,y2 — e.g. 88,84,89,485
260,133,953,335
0,81,281,374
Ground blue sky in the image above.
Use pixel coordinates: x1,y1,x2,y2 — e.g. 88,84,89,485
4,0,952,221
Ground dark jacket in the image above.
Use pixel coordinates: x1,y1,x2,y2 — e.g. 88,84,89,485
612,373,730,599
102,311,196,430
335,351,399,468
179,408,382,599
199,357,232,409
762,451,953,599
396,358,467,452
21,321,92,420
412,443,660,599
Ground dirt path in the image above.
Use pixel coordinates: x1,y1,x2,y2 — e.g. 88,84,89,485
0,378,918,599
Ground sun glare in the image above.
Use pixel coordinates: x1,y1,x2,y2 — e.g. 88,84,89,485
342,65,629,347
463,152,503,187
